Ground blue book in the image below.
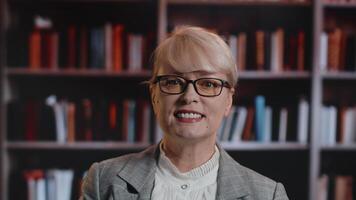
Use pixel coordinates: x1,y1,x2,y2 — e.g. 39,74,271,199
255,95,266,142
127,100,136,143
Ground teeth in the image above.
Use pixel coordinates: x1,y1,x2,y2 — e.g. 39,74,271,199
177,113,202,119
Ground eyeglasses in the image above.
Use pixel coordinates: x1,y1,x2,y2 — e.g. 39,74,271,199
153,75,232,97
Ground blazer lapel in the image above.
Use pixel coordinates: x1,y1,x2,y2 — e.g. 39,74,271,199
116,145,159,200
216,148,250,200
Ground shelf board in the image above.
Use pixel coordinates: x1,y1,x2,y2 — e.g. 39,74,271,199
323,2,356,8
9,0,153,3
321,72,356,80
167,0,311,6
6,68,311,80
321,144,356,151
238,71,311,79
6,141,309,151
220,142,308,151
6,141,150,150
5,68,152,78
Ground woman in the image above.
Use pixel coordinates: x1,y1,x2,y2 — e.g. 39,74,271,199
81,26,289,200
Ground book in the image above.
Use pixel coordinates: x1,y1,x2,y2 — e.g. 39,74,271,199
278,108,288,142
297,98,309,144
29,30,41,69
231,106,248,142
255,95,266,142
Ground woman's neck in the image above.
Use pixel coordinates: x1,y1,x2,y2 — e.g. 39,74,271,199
161,137,216,173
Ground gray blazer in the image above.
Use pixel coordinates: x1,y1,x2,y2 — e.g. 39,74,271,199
80,144,289,200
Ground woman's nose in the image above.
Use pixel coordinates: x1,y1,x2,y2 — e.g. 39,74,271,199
180,83,199,104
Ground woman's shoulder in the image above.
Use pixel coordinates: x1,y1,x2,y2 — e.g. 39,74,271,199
96,144,158,172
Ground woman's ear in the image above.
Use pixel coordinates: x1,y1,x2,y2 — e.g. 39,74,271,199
224,88,235,117
150,85,158,115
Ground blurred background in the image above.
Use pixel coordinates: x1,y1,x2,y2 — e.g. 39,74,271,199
0,0,355,199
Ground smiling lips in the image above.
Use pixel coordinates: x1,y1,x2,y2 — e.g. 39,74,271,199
174,110,205,123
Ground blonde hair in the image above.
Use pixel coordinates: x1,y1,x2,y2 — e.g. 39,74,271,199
150,26,238,86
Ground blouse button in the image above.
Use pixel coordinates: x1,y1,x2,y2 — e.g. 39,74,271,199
181,184,188,190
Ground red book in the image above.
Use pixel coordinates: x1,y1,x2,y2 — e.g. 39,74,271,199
256,30,265,70
286,34,297,71
297,31,305,71
29,30,41,69
83,99,93,141
113,24,124,72
24,100,39,141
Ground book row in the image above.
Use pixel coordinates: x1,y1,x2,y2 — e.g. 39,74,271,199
7,95,313,144
216,96,310,143
320,105,356,146
225,29,307,72
23,169,79,200
318,175,355,200
7,96,154,143
320,29,356,72
11,16,154,71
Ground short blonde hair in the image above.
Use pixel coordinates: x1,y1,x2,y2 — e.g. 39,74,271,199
150,26,238,87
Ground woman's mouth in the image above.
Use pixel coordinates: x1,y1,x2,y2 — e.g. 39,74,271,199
174,110,205,122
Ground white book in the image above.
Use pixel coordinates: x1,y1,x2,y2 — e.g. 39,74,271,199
27,178,36,200
36,178,46,200
278,108,288,142
62,170,74,200
320,106,329,145
229,35,238,64
231,107,248,142
128,34,143,70
297,98,309,144
328,106,337,145
342,107,355,144
46,171,56,200
105,22,113,71
317,175,329,200
221,106,236,142
53,102,66,143
320,32,328,72
264,106,272,143
45,96,66,143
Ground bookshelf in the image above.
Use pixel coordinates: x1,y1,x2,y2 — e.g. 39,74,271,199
0,0,355,200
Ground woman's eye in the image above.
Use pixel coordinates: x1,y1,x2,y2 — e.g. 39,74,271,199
165,79,182,86
202,80,219,88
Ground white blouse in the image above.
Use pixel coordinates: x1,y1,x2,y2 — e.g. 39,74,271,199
151,145,220,200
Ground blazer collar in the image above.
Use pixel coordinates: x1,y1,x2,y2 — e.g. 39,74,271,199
216,146,250,200
116,145,159,198
116,144,250,200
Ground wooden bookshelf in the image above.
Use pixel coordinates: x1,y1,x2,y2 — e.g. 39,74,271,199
323,2,356,8
167,0,312,6
6,141,150,150
321,144,356,151
322,72,356,80
1,0,356,199
5,68,152,78
220,142,308,151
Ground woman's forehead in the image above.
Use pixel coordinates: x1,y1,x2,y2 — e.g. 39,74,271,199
158,67,226,78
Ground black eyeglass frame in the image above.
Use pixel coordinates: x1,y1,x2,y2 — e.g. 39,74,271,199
153,75,232,97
